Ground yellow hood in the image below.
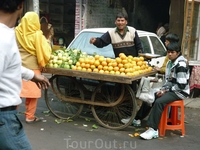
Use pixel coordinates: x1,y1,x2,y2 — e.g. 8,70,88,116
15,12,51,67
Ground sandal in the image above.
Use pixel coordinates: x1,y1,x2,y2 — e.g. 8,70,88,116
26,117,41,124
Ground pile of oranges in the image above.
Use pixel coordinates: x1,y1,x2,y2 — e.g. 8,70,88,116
72,53,152,77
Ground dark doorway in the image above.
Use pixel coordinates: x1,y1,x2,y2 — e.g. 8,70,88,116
122,0,171,33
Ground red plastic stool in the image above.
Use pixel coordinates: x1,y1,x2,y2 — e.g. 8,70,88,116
159,100,185,136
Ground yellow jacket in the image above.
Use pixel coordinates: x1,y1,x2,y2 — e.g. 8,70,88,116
159,55,169,74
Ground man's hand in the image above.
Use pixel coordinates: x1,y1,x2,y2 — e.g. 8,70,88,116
31,74,50,89
154,66,161,71
156,90,166,97
90,37,96,44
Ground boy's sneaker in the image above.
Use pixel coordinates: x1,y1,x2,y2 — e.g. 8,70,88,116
121,118,141,127
140,127,159,140
132,119,141,127
121,118,130,124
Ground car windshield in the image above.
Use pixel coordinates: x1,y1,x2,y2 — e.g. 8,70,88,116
68,31,115,58
68,31,166,58
140,36,151,53
149,36,166,56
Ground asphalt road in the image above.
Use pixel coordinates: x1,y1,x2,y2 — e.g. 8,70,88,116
17,95,200,150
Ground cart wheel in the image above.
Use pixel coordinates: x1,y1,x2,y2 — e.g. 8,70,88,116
91,82,137,130
45,75,84,119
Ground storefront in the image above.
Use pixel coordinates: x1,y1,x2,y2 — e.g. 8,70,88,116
183,0,200,97
38,0,77,46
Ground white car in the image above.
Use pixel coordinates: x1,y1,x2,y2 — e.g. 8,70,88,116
68,28,167,67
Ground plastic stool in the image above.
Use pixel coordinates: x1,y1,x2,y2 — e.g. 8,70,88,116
159,100,185,136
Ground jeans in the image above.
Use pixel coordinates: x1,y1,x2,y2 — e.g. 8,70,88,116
0,110,32,150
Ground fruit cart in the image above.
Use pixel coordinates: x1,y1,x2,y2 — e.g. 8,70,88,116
43,68,157,130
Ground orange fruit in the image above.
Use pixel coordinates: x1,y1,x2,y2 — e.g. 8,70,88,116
85,63,90,69
119,67,125,73
87,68,92,72
77,66,82,70
82,68,87,71
98,65,103,70
76,62,81,67
99,56,105,62
101,61,107,66
79,58,85,63
84,58,90,64
94,60,100,66
137,61,143,66
124,63,130,69
93,68,99,72
120,54,127,60
94,55,100,60
109,70,115,75
148,66,153,72
139,56,144,61
113,66,119,72
115,71,120,75
112,61,118,67
99,70,104,74
125,68,130,73
120,72,126,76
104,70,109,74
118,63,124,68
72,66,77,70
90,64,96,70
81,62,86,68
115,57,122,63
128,55,133,59
89,59,95,65
119,53,126,57
122,59,128,64
106,58,112,63
103,66,108,71
108,66,113,71
135,57,140,62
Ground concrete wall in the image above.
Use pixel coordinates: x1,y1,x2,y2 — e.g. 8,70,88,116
83,0,122,28
82,0,170,33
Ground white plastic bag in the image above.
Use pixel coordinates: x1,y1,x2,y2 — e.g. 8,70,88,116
136,77,158,104
138,88,157,104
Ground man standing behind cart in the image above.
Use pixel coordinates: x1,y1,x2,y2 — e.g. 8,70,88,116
90,12,143,91
89,12,143,58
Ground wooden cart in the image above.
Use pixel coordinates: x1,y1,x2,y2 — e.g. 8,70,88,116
43,68,157,130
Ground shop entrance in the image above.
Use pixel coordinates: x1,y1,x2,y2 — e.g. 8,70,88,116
122,0,171,33
39,0,76,47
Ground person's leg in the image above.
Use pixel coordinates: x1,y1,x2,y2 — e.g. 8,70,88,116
25,98,38,120
135,102,152,120
135,92,159,120
140,92,180,140
0,110,32,150
146,92,180,130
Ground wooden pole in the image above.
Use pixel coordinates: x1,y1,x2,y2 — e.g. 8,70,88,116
187,0,195,61
182,0,188,57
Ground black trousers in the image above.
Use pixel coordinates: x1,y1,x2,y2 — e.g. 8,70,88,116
135,92,180,129
146,92,180,130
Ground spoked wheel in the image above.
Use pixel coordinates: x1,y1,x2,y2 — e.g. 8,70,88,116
45,75,84,119
91,82,137,130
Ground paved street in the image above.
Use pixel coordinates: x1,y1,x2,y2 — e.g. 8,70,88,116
17,94,200,150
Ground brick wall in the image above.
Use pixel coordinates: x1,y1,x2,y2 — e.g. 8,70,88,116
83,0,122,28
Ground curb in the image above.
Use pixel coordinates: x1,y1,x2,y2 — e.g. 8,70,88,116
184,98,200,109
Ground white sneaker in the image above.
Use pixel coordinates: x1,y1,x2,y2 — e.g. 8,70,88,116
121,119,141,127
140,127,159,140
121,118,130,124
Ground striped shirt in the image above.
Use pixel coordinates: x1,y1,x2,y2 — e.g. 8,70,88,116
161,55,190,99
